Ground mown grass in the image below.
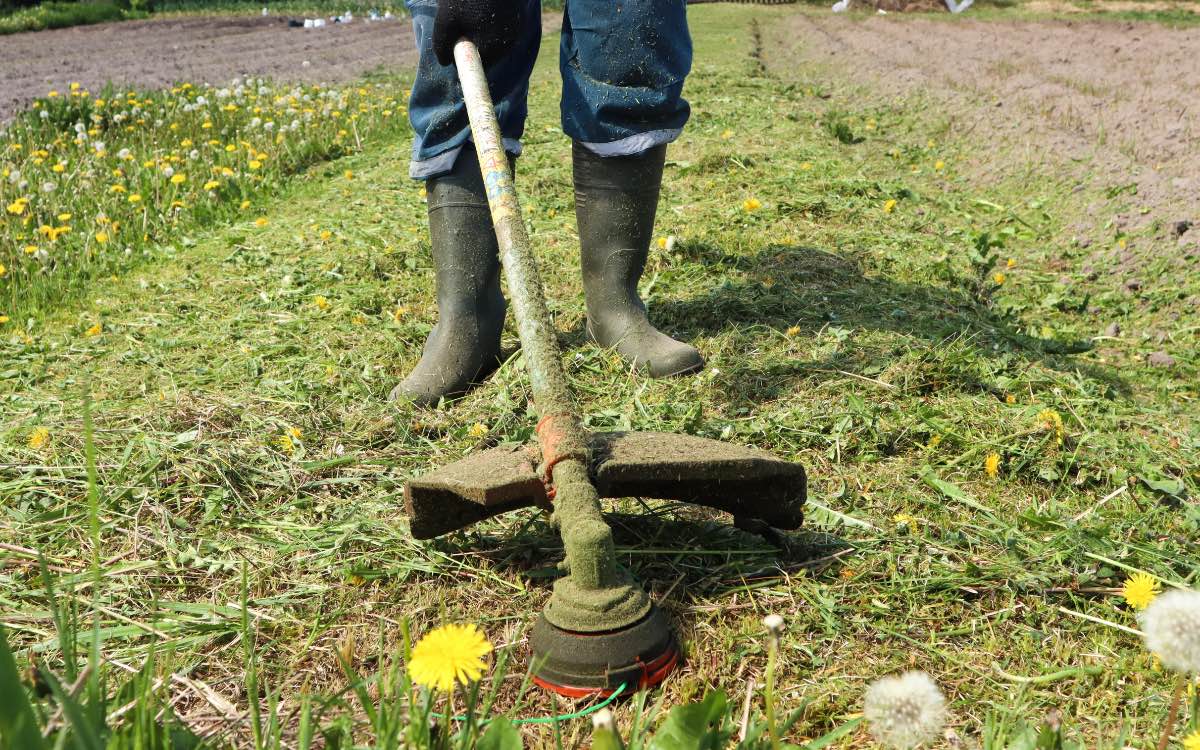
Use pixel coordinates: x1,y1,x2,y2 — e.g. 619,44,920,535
1,4,1198,748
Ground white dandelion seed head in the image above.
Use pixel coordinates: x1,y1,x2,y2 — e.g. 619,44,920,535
591,708,615,732
216,88,231,99
7,169,19,184
17,179,28,190
763,614,785,636
40,110,50,119
863,671,947,750
263,121,276,132
93,141,106,154
117,148,131,160
40,181,56,193
1141,589,1200,674
195,95,208,106
162,166,174,178
74,122,85,133
189,149,200,160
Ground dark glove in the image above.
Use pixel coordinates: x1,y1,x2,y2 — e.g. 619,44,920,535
432,0,521,68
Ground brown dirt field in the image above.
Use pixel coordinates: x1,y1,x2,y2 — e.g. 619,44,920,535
768,13,1200,235
0,14,419,122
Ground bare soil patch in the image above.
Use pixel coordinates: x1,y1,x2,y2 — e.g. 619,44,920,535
769,13,1200,235
1,14,419,122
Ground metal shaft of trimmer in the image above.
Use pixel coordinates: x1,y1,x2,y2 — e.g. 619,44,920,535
453,40,650,630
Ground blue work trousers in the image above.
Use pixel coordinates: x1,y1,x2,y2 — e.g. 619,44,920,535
405,0,693,178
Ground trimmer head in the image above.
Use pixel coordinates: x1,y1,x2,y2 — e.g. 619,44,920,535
404,431,806,539
530,605,679,697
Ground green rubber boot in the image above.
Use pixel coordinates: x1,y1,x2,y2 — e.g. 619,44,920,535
390,148,507,406
573,142,704,378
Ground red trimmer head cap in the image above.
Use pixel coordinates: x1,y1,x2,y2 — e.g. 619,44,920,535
529,606,680,698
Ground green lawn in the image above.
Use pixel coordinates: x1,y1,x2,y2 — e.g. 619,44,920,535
1,5,1197,748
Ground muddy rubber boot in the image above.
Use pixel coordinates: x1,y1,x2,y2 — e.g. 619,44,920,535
573,142,704,377
390,148,507,406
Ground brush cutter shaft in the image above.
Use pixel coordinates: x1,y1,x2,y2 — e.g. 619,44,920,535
454,41,647,628
454,40,584,454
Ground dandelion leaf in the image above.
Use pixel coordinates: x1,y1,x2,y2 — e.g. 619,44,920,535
478,717,522,750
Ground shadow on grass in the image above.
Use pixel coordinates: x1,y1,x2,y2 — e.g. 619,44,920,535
430,503,851,598
651,242,1129,401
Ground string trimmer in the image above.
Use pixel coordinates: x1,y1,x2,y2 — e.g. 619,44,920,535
403,39,807,697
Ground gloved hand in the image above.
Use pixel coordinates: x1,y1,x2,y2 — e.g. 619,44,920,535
432,0,521,68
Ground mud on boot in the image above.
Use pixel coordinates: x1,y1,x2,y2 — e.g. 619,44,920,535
391,148,507,406
572,141,703,378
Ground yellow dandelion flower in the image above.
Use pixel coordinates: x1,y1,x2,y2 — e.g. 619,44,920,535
893,512,918,528
1183,731,1200,750
276,433,295,455
6,198,28,215
203,180,220,191
254,217,269,228
56,213,71,222
407,623,493,693
883,199,897,213
85,323,102,337
0,263,6,278
171,173,187,185
240,200,251,210
52,163,65,173
984,452,1001,478
1005,394,1016,404
28,426,51,450
720,128,733,139
0,315,9,324
927,434,942,449
1037,408,1064,443
467,422,488,439
248,160,262,170
287,426,303,440
1006,258,1016,269
95,231,109,244
344,169,354,180
742,197,762,213
128,194,142,204
319,230,333,241
785,325,801,337
352,313,367,325
656,236,667,249
800,162,812,170
1121,572,1160,611
313,295,330,310
934,160,945,171
393,306,409,321
993,272,1006,285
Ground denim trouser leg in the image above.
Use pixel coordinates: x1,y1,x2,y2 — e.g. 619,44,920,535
405,0,542,179
404,0,692,177
559,0,692,156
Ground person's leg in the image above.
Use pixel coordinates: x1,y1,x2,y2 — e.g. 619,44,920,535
561,0,703,377
393,0,539,404
406,0,540,178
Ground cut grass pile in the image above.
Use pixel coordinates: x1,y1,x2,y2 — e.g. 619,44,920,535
1,4,1198,748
